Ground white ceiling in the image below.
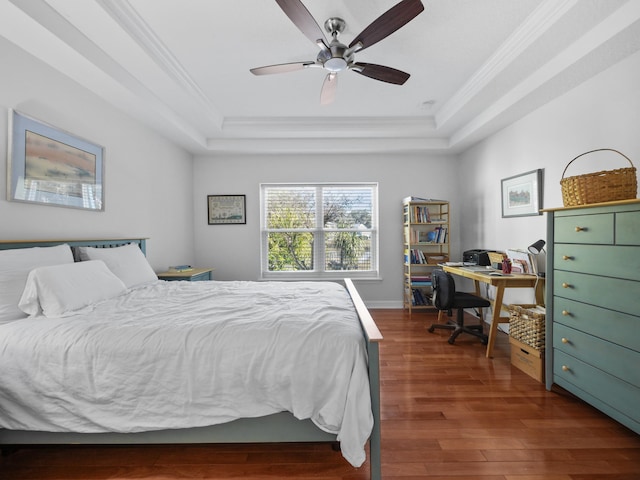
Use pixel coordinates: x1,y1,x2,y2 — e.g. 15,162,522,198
3,0,640,155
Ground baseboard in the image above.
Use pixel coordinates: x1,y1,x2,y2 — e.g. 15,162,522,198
365,300,403,309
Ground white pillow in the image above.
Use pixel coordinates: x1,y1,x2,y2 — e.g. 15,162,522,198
0,244,74,323
19,260,126,318
78,243,157,288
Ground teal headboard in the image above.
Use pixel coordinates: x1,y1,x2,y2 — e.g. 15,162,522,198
0,238,147,256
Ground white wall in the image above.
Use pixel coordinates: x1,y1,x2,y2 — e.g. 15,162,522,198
0,38,195,270
458,49,640,307
192,152,459,306
459,49,640,256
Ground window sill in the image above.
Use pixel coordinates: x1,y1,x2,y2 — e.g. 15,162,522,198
259,274,382,282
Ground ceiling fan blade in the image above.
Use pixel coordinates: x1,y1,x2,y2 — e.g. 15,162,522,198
351,62,410,85
275,0,328,47
250,61,315,75
349,0,424,52
320,72,338,105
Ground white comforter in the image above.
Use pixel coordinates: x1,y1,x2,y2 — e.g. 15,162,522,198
0,280,373,467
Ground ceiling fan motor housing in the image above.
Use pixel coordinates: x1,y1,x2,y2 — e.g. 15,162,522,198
318,43,352,72
318,17,352,72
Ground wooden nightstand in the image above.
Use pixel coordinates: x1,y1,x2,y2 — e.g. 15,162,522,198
157,268,214,282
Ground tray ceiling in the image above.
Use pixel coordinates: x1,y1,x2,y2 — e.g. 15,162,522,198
2,0,640,154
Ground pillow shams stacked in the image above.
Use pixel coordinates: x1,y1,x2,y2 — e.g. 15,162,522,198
0,244,74,323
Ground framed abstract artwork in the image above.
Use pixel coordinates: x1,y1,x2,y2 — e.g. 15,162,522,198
501,169,543,218
7,110,104,211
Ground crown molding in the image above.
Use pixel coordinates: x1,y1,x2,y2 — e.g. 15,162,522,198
95,0,224,130
205,136,451,155
435,0,578,130
217,116,437,139
449,0,640,150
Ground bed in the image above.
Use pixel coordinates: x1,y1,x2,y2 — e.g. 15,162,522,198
0,238,382,479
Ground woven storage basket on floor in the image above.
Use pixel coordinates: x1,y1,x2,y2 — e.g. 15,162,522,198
560,148,637,206
508,304,545,352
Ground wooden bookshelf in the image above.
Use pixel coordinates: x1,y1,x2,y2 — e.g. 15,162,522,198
403,199,449,312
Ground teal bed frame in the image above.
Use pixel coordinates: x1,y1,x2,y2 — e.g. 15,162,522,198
0,238,382,479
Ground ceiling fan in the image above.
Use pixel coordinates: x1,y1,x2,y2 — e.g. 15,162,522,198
250,0,424,105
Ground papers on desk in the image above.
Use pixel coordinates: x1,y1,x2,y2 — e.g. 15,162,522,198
463,266,493,272
442,261,477,267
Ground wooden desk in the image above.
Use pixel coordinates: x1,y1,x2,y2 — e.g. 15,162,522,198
442,265,544,358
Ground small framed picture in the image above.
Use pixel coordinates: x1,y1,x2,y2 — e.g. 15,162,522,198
501,169,543,218
7,110,104,211
208,195,246,225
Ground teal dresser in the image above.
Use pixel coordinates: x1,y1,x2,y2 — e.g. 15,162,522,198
545,199,640,435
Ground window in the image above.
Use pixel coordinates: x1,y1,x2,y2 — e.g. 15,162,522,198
260,183,378,279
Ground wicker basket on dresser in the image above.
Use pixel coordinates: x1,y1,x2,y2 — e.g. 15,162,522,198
544,199,640,434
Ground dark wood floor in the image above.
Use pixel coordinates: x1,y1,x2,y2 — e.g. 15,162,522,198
1,309,639,479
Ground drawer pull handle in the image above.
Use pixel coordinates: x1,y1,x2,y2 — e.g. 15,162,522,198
562,282,572,289
562,310,570,316
575,226,586,232
562,365,570,372
562,255,574,261
561,337,569,344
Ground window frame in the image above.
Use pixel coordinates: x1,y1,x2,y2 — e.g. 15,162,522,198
260,182,379,280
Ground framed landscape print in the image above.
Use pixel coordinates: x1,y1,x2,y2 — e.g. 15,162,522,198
208,194,246,224
501,169,543,218
7,110,104,211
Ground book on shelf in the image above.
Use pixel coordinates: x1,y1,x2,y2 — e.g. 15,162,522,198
411,275,431,282
432,226,447,243
407,227,448,245
410,274,432,286
410,205,430,223
405,248,428,264
410,288,431,306
168,265,193,272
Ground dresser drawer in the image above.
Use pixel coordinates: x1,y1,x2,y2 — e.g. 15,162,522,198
616,210,640,245
553,323,640,386
553,349,639,430
553,244,640,281
553,298,640,352
554,270,639,316
555,213,613,244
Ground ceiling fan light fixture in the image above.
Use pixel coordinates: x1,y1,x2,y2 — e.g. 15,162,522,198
323,57,348,72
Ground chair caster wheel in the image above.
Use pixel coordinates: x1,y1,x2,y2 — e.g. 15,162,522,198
447,338,455,345
427,326,435,333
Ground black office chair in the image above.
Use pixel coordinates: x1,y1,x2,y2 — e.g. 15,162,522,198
428,269,491,345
